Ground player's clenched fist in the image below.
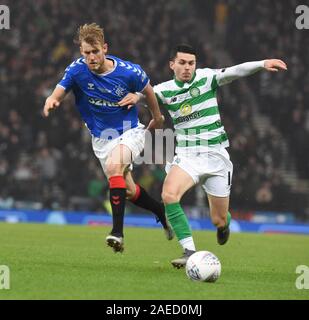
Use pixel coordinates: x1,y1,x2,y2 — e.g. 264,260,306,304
264,59,287,72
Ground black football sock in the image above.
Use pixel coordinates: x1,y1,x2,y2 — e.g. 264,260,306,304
131,184,168,228
109,176,126,237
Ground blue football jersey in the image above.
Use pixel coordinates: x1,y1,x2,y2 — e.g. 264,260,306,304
57,55,149,138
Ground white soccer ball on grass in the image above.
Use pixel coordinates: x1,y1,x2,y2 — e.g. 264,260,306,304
185,251,221,282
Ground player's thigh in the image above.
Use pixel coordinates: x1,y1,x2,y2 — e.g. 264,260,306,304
109,144,132,165
162,165,195,202
105,144,132,177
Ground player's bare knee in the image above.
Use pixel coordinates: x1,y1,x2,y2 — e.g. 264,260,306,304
162,189,179,204
105,163,124,178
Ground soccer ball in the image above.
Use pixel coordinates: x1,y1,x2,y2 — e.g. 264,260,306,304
185,251,221,282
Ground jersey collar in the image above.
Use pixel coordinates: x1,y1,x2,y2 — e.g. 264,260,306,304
94,56,117,77
174,72,196,87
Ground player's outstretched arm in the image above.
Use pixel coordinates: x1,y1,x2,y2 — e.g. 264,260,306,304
142,83,164,130
43,86,67,117
216,59,287,86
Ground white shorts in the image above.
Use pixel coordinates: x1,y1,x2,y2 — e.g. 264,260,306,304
165,146,233,197
92,124,146,174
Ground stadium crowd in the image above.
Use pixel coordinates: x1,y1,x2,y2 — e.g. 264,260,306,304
0,0,308,219
226,0,309,180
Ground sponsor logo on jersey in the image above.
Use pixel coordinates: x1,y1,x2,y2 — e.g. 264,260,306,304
98,86,112,94
175,110,203,125
88,83,95,90
180,103,192,116
88,97,118,107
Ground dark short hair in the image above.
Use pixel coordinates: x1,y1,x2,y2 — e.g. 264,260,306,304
170,44,197,61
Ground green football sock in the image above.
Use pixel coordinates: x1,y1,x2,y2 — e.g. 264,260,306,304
165,202,192,241
226,211,231,228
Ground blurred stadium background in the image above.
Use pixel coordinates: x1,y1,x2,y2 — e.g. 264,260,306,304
1,0,309,228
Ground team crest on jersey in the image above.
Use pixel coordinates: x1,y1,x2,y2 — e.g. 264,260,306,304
190,87,200,98
180,103,192,116
114,85,126,97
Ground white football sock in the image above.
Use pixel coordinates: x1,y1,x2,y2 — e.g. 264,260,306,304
179,236,196,251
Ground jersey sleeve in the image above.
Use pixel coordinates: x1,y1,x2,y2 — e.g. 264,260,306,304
153,84,166,105
57,67,75,92
201,68,220,90
130,64,150,93
215,61,265,86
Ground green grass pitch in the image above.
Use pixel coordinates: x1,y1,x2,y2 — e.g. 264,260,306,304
0,222,308,300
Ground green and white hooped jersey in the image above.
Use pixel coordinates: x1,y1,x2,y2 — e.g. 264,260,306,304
154,68,229,154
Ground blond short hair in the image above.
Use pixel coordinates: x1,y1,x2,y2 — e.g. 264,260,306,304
75,23,104,46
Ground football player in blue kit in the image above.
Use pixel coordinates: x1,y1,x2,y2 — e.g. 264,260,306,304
43,23,173,252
